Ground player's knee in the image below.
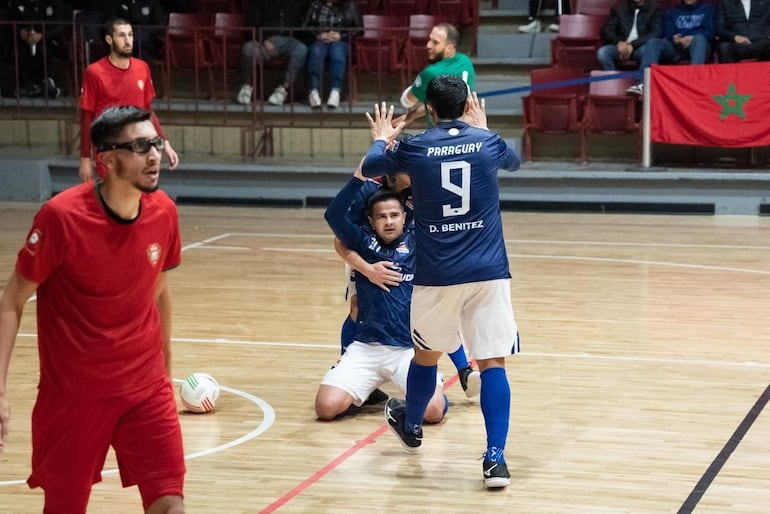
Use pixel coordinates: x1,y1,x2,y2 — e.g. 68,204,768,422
139,475,184,513
145,495,184,514
423,396,447,424
315,395,345,420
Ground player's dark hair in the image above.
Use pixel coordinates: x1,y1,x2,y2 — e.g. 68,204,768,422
426,74,468,120
104,17,131,38
436,23,460,47
366,190,404,218
91,106,152,149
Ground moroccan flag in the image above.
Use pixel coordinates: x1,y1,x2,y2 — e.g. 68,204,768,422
650,62,770,147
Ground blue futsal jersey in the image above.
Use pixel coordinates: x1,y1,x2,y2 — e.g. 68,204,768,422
362,120,520,286
325,177,414,348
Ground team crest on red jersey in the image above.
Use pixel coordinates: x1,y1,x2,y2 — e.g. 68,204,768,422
138,79,145,91
147,243,161,266
396,242,410,254
24,229,42,255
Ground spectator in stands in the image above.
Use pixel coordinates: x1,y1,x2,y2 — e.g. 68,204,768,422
518,0,571,33
236,0,312,106
110,0,167,59
714,0,770,63
657,0,714,64
79,18,179,181
8,0,71,97
596,0,664,94
70,1,112,45
303,0,362,109
396,23,475,127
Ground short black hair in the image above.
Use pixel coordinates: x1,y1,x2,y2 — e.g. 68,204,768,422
425,74,468,120
366,189,404,218
91,105,152,150
104,17,131,39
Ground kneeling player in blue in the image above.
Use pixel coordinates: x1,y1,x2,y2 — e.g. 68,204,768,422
335,160,481,400
316,167,448,422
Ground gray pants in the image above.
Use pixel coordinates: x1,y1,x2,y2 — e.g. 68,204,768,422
240,35,308,88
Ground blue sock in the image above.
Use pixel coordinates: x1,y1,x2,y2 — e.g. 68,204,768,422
480,367,510,463
340,315,356,354
448,345,470,372
405,360,437,434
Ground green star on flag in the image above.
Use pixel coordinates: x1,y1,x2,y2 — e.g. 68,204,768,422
712,83,752,120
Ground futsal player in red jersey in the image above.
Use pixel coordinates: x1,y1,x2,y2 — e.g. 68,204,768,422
79,17,180,182
0,106,186,514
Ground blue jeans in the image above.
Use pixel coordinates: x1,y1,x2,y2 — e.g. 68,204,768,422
597,43,645,70
598,35,711,71
307,40,349,92
643,36,710,65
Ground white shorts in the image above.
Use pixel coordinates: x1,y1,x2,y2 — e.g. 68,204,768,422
321,341,443,406
410,279,520,360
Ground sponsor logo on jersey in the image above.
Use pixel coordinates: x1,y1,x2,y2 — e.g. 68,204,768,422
396,242,410,254
147,243,161,266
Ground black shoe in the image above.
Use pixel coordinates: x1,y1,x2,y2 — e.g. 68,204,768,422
483,458,511,488
459,365,481,398
362,388,388,406
384,398,422,454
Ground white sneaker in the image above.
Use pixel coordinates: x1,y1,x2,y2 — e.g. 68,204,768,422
268,85,288,106
518,19,541,33
548,23,560,32
308,89,321,108
626,83,644,95
236,84,252,104
327,88,340,108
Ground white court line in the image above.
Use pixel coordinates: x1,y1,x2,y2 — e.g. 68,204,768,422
507,254,770,275
258,247,770,275
219,232,770,251
181,233,232,251
16,333,765,369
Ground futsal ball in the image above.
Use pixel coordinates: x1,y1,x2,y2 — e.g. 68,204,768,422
179,372,220,413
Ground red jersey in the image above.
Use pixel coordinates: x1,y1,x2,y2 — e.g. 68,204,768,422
16,182,181,397
80,56,156,117
80,56,165,168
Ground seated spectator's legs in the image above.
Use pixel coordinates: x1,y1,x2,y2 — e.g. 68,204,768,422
639,38,681,68
597,44,620,70
327,40,349,93
307,40,328,92
266,35,308,91
240,39,267,86
718,40,770,63
687,34,710,64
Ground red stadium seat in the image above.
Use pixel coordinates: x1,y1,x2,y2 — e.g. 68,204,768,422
580,70,640,162
350,14,408,101
522,66,586,161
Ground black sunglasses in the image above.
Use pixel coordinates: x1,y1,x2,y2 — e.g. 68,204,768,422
97,136,165,154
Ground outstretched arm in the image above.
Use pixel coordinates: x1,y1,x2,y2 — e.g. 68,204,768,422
0,271,38,454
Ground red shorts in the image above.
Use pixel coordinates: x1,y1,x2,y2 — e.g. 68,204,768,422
28,377,185,512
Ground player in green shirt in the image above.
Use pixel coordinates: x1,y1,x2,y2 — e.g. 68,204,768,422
397,23,476,127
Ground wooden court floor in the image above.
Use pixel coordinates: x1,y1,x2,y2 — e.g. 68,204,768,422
1,201,769,513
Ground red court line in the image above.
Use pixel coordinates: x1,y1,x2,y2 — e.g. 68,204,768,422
258,372,463,513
